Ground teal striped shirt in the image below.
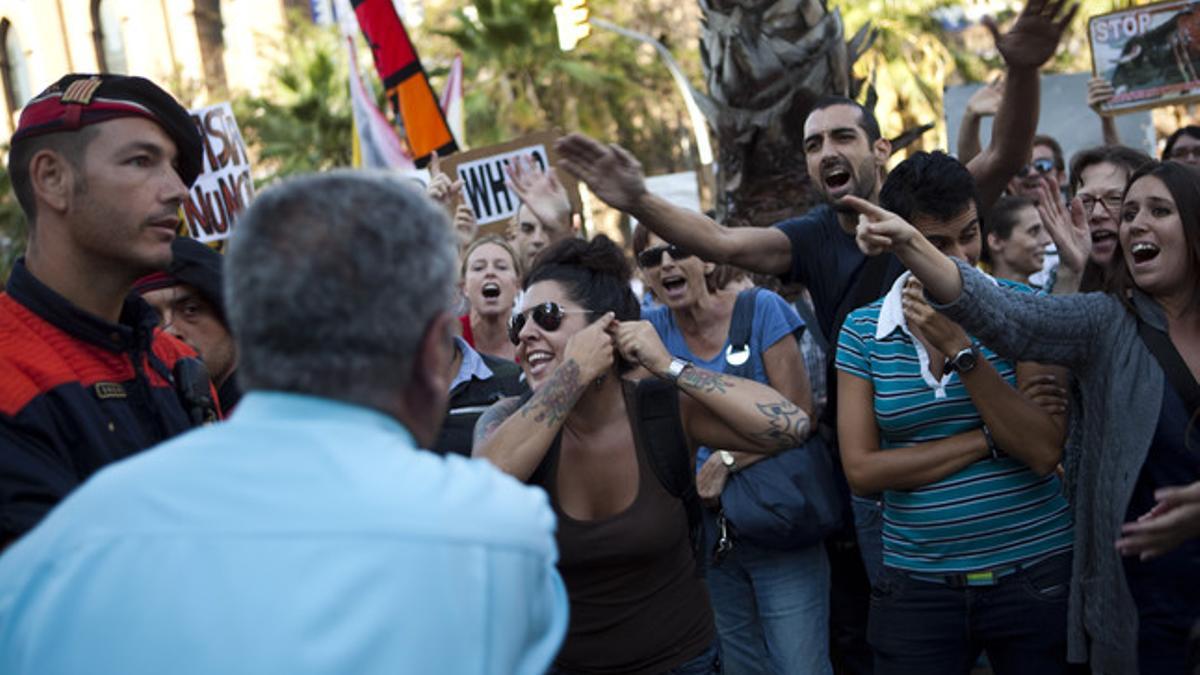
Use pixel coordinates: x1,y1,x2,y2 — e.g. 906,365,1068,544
835,275,1072,573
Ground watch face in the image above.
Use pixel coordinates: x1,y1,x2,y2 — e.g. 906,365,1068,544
956,351,977,372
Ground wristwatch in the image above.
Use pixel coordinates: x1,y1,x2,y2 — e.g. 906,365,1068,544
946,345,978,374
719,450,738,472
664,357,691,383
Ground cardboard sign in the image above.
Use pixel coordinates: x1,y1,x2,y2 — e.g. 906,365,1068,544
1089,1,1200,114
438,131,582,230
182,103,255,243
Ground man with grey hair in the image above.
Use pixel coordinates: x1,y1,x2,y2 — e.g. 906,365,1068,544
0,171,569,675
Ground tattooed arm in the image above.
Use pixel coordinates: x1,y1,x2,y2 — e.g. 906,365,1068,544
472,315,616,481
612,320,810,453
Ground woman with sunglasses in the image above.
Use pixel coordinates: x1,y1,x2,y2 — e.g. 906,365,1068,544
847,160,1200,674
474,235,811,675
631,227,831,675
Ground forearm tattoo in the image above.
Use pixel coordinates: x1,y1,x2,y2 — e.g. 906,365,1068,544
521,359,582,428
677,366,731,395
473,397,523,447
750,400,810,447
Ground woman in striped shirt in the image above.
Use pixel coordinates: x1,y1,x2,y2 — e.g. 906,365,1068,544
835,152,1073,675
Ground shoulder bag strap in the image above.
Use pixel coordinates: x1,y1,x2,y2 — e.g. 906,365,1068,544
1137,319,1200,416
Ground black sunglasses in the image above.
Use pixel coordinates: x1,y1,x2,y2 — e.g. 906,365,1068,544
1017,157,1055,178
508,302,592,345
637,244,694,268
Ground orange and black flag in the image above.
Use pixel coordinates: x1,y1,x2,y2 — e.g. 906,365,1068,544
351,0,458,166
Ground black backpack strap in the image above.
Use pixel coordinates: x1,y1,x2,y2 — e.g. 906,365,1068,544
725,288,760,380
622,378,706,575
821,253,896,429
1137,319,1200,417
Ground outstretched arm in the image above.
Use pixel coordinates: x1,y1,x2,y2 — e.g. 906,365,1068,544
845,195,1111,368
556,133,794,275
967,0,1078,212
612,321,809,453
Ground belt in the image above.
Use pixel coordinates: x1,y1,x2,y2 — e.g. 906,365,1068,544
900,553,1064,589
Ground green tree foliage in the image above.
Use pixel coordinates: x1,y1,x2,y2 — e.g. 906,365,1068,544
428,0,701,175
232,20,354,184
0,159,28,283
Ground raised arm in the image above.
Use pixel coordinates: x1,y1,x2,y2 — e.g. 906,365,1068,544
967,0,1078,212
957,79,1003,165
472,315,616,480
612,321,809,453
556,133,793,275
1087,76,1122,147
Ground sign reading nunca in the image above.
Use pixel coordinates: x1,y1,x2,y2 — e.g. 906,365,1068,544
439,131,582,229
183,103,254,243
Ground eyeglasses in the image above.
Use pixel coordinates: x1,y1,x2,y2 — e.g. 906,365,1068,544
508,302,592,345
1016,157,1055,178
1169,146,1200,161
637,244,694,268
1077,193,1124,215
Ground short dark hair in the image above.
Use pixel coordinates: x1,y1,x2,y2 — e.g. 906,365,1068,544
1163,125,1200,161
1106,161,1200,312
1068,145,1152,196
879,151,979,224
1033,134,1065,172
981,195,1036,266
7,126,100,223
809,96,882,142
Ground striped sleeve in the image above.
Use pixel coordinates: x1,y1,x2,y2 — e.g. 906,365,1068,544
835,309,872,380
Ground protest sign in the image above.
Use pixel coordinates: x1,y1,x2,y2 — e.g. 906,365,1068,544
438,131,582,232
182,103,254,243
1089,1,1200,113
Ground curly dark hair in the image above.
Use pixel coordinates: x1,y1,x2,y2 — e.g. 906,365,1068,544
879,151,980,224
525,235,640,324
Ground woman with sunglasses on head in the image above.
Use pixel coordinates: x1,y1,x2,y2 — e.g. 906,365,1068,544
474,235,811,675
847,160,1200,675
459,236,523,361
631,227,831,675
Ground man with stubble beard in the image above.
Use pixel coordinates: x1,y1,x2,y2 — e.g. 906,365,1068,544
556,3,1076,671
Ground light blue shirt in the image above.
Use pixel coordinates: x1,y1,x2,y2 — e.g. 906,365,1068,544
0,391,568,675
450,335,494,392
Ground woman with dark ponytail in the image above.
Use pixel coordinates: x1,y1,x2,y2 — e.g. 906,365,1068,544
474,235,812,674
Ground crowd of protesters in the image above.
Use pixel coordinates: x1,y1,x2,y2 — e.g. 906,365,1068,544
0,1,1198,674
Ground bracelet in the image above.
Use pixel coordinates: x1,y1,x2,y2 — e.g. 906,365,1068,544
981,424,1002,460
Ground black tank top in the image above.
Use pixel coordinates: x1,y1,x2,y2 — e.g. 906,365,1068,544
537,410,715,674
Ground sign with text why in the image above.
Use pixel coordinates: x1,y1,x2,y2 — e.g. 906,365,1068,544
440,131,582,229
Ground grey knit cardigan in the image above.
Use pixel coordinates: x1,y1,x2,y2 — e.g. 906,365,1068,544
932,259,1166,675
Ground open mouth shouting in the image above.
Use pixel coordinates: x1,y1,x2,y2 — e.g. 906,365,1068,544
481,282,501,300
1090,227,1118,260
659,273,689,302
821,161,854,198
1129,241,1161,266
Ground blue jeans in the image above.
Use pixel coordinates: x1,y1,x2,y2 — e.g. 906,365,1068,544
706,520,832,675
850,494,884,587
867,552,1072,675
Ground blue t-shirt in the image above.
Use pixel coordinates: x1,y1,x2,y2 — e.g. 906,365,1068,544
835,277,1073,573
645,290,804,467
774,204,905,345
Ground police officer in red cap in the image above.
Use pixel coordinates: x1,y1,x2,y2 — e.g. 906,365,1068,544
0,74,208,547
